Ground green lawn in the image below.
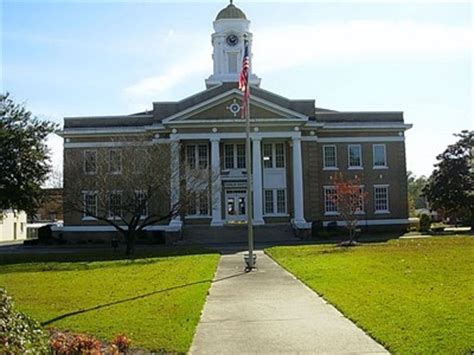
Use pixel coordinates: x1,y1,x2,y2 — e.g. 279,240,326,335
0,248,220,353
266,237,474,354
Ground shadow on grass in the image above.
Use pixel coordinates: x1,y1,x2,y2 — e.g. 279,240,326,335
0,246,217,270
41,271,246,326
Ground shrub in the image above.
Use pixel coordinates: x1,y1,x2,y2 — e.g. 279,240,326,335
50,331,101,354
419,214,431,233
112,334,131,353
0,288,49,354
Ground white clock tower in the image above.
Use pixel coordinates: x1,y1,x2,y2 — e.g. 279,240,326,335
205,1,261,88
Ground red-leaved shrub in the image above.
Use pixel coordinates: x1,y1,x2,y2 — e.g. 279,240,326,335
112,334,131,353
50,331,101,354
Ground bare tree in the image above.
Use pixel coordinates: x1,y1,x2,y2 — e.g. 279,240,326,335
328,172,368,245
64,138,218,255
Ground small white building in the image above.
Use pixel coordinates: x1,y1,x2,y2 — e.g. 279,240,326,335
0,210,27,243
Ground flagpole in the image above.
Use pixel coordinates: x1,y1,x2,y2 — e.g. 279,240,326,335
245,83,254,270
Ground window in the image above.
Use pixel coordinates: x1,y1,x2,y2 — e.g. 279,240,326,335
264,190,274,214
224,143,246,169
186,144,208,170
263,143,285,169
83,150,97,174
198,144,208,169
373,144,387,168
236,144,246,169
228,52,238,73
374,185,389,213
188,194,197,215
323,145,337,169
83,191,98,218
186,145,196,169
188,191,209,216
348,144,362,168
263,144,273,168
275,143,285,168
198,192,209,215
264,189,287,215
276,190,287,214
224,144,234,169
135,190,148,218
108,191,122,219
324,187,338,214
109,149,122,174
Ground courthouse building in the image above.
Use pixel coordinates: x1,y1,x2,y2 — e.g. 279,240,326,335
61,2,412,239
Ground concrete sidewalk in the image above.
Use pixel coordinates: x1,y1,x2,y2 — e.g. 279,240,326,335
190,251,388,354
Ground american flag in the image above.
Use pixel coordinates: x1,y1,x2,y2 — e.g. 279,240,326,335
238,41,250,118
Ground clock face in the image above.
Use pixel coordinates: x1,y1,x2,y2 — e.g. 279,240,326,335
226,34,239,47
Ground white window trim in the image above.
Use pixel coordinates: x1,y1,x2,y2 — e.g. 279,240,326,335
263,142,286,169
348,144,363,169
108,149,122,175
323,186,339,216
83,149,97,175
186,189,211,217
374,184,390,214
223,143,246,170
373,144,388,169
107,190,123,220
263,188,288,217
82,190,98,220
186,143,209,171
135,190,148,219
323,145,338,170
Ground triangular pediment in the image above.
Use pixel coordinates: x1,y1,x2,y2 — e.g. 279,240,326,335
162,89,309,123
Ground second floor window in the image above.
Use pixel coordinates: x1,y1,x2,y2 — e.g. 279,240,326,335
109,149,122,174
373,144,387,168
263,143,285,168
348,145,362,168
186,144,208,170
83,150,97,174
224,143,246,169
323,145,337,169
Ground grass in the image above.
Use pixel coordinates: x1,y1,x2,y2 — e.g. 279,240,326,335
266,236,474,354
0,247,220,353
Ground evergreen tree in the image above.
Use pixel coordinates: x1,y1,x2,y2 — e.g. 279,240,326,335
423,130,473,226
0,93,57,215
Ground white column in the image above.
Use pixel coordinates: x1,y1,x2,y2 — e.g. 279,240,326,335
169,139,182,227
210,138,223,226
252,137,265,225
292,136,307,226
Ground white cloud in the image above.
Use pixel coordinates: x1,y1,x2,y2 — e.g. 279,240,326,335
123,20,471,102
253,20,472,73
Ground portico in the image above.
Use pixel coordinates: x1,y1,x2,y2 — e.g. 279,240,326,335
169,130,308,228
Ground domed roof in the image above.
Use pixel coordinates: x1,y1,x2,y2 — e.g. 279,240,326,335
215,1,247,20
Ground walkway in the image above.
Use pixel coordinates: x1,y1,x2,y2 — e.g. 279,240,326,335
190,251,388,354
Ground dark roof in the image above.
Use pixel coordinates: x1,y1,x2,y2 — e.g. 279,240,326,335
64,115,153,129
64,84,404,129
315,111,404,123
216,3,247,20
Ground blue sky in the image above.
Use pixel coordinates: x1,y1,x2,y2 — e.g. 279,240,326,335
1,1,472,178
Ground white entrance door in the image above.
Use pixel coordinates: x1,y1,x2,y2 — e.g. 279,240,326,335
225,190,247,222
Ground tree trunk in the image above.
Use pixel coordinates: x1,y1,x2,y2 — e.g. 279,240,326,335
125,231,136,256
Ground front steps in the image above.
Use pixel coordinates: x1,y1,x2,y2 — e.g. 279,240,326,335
182,223,298,245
